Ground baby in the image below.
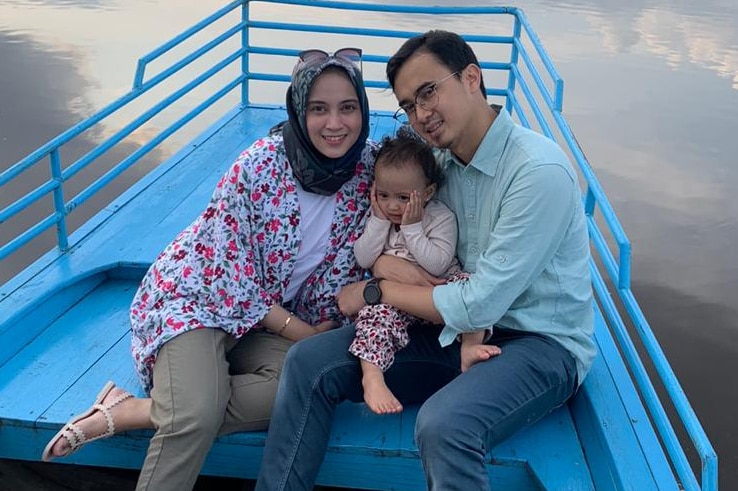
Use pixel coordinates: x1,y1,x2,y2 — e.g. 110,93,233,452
350,132,499,414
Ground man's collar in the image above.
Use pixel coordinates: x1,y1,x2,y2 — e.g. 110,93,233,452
440,105,513,177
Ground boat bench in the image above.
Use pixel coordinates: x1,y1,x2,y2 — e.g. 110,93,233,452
0,263,594,490
0,106,672,490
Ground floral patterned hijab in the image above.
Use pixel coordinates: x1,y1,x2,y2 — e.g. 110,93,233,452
274,54,370,195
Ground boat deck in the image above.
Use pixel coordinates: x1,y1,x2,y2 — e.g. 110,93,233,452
0,106,677,490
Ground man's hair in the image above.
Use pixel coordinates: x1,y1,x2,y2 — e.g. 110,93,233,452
375,131,444,187
387,30,487,98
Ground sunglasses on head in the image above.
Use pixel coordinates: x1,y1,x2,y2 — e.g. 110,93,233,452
298,47,363,71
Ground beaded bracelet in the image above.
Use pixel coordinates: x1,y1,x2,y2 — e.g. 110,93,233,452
275,312,294,336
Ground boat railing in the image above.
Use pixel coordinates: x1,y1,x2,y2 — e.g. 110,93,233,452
0,0,249,264
500,9,717,489
0,1,716,489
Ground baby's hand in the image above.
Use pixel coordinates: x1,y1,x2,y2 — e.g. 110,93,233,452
370,183,388,220
401,190,424,225
460,343,501,372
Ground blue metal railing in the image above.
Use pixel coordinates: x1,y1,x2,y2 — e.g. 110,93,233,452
500,8,717,489
0,0,247,262
503,9,717,490
0,1,716,489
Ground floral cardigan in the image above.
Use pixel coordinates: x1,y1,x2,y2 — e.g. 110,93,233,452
129,134,377,393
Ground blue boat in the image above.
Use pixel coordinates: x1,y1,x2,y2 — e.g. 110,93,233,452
0,1,718,489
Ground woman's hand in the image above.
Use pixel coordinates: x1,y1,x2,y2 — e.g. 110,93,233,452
370,183,388,220
313,320,339,333
336,280,369,317
263,306,339,342
372,256,445,287
282,318,338,342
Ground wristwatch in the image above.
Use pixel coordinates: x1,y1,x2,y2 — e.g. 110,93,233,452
362,278,383,305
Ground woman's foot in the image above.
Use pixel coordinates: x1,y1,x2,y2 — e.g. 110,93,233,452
42,382,134,461
360,363,403,415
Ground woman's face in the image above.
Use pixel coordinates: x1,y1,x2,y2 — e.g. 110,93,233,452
305,69,363,159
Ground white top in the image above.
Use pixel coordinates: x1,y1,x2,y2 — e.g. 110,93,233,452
284,183,337,302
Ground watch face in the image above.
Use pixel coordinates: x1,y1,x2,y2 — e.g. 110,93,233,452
363,281,381,305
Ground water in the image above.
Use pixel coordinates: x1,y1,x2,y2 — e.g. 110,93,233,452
1,0,736,488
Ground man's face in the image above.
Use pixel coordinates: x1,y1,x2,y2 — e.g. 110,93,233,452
393,52,471,153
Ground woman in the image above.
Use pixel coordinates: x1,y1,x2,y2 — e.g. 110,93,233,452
42,47,377,491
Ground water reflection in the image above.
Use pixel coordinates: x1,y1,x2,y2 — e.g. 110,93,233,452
0,0,737,488
0,1,229,124
0,29,95,165
0,17,173,283
489,0,738,90
585,6,738,89
1,0,110,9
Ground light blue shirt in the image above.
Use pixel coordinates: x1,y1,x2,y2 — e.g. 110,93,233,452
433,108,596,384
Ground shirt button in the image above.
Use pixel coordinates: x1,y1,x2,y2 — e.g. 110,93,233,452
466,179,473,186
467,214,474,221
470,246,479,253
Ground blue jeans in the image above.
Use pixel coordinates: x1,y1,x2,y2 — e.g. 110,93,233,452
254,324,577,491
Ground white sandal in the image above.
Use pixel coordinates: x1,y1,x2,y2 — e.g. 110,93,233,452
41,381,133,461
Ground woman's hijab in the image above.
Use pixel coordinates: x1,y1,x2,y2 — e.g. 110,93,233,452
275,54,370,195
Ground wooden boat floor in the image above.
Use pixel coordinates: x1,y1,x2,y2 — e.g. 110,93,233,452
0,106,673,490
0,271,593,490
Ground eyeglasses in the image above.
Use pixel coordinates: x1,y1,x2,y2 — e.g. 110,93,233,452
297,47,363,72
393,72,459,122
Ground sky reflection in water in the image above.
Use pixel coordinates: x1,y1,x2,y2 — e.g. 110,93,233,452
0,0,736,487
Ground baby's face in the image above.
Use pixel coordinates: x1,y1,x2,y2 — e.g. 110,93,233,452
374,160,432,224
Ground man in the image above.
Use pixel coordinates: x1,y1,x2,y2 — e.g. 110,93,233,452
255,30,596,491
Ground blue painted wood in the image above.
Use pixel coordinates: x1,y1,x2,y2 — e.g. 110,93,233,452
0,273,104,367
0,277,133,420
0,286,591,488
0,259,592,490
0,1,716,489
572,307,678,491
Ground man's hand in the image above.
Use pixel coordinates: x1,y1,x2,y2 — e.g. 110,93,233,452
372,256,445,287
337,280,370,317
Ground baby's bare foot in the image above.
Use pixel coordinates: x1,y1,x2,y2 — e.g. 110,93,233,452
361,369,403,415
461,344,501,372
359,360,403,414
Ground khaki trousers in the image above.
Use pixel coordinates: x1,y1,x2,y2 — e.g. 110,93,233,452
136,328,293,491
